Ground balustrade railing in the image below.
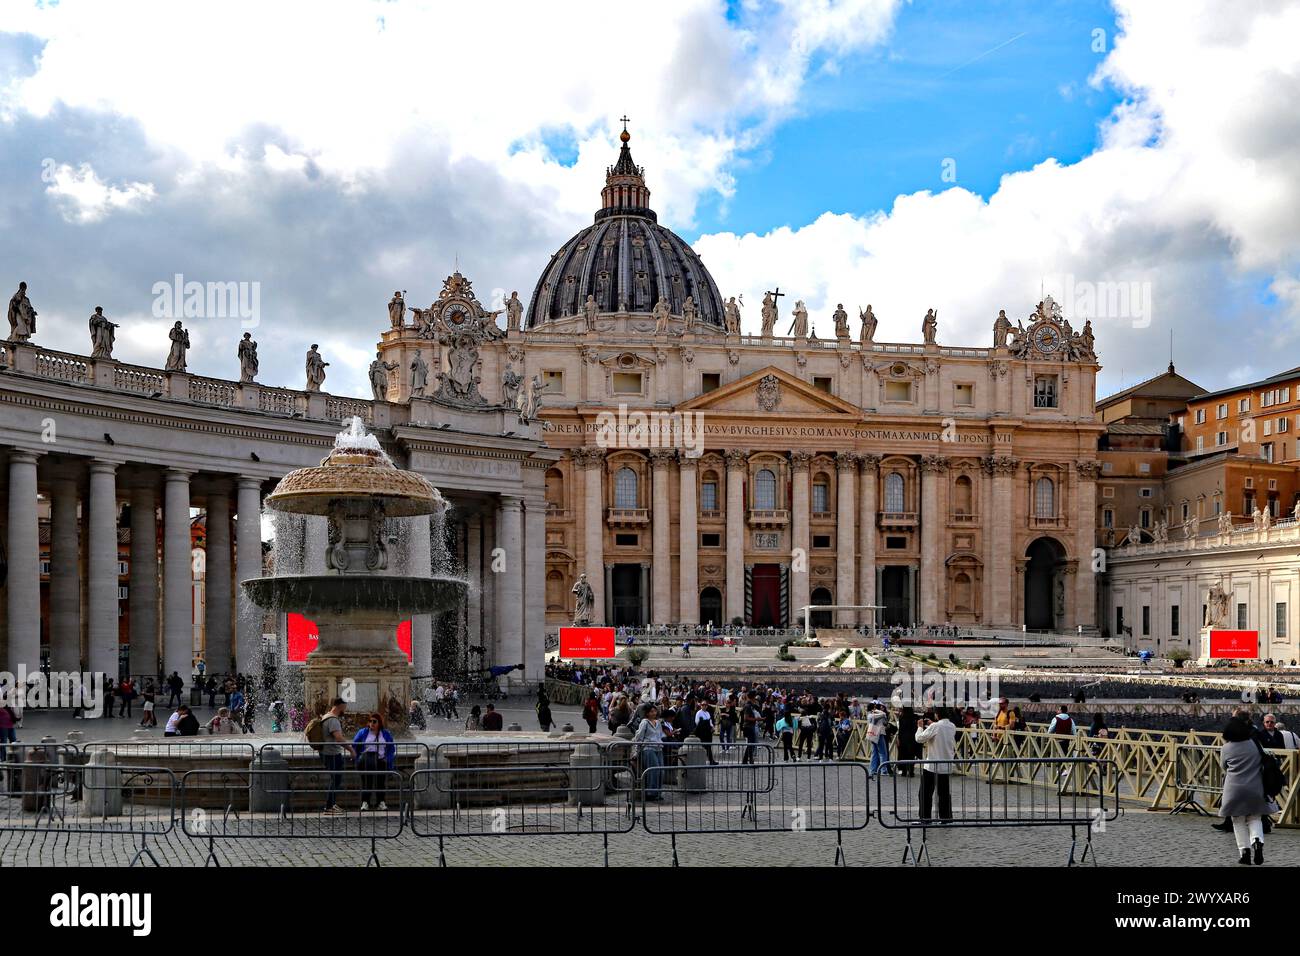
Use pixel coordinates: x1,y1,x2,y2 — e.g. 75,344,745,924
258,388,297,415
188,376,237,407
113,364,166,394
325,398,372,423
34,349,89,383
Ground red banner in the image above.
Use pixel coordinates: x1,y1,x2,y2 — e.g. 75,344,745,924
1209,629,1259,659
559,626,616,659
285,613,411,663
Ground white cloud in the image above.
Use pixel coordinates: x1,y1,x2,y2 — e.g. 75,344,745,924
696,0,1300,394
43,161,155,223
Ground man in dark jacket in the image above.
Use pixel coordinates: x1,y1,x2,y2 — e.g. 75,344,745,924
175,705,200,736
166,671,184,709
1259,714,1286,749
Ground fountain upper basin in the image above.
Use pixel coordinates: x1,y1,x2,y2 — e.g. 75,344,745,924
242,574,465,617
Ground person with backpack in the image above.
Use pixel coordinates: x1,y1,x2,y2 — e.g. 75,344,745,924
165,671,184,710
1045,705,1075,736
305,698,353,814
582,692,600,734
740,693,762,765
1219,714,1276,864
865,703,890,776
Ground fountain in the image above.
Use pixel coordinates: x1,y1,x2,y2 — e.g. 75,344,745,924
242,417,465,734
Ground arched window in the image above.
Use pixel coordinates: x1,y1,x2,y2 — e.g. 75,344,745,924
755,469,777,510
545,468,565,510
884,472,905,513
700,471,719,512
812,475,830,514
954,475,973,515
1035,476,1056,517
615,467,638,509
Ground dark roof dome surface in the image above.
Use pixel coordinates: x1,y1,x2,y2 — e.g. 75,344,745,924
524,126,725,330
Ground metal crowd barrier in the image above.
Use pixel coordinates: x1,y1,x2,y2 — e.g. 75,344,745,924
877,757,1120,866
1,744,176,866
409,763,635,866
638,760,871,866
179,768,405,866
1170,744,1223,816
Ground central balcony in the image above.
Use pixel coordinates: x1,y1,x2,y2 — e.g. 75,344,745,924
878,511,918,528
747,508,790,528
606,507,650,527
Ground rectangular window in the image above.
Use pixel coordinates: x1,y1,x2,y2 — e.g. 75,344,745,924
700,480,718,512
813,376,833,393
812,534,832,549
885,381,912,402
612,372,642,394
1196,436,1204,453
1216,431,1227,446
1217,403,1228,419
701,372,721,393
1102,486,1114,498
1182,503,1190,520
614,533,638,547
1140,509,1151,528
812,483,829,513
954,383,974,406
700,532,721,548
1171,605,1180,637
1116,607,1125,635
1195,408,1206,424
543,370,564,394
1264,443,1274,462
1239,398,1250,413
1277,602,1288,639
1139,487,1153,498
1142,606,1150,636
1279,417,1289,433
885,536,907,549
1237,603,1248,629
1139,462,1151,473
1264,420,1273,437
1033,375,1059,408
1102,509,1114,528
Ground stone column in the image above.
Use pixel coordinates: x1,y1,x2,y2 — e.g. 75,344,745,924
650,450,674,624
835,452,857,625
162,469,192,683
524,497,546,680
235,476,263,671
989,457,1017,625
496,495,524,676
408,514,432,678
790,451,812,626
49,476,82,673
466,514,482,648
1074,460,1101,630
204,484,233,672
129,483,159,679
858,455,880,627
87,461,121,681
987,457,1019,629
724,449,749,625
6,451,41,673
677,453,699,625
577,450,605,625
919,454,948,625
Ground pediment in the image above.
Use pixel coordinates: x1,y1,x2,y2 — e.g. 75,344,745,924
678,366,861,416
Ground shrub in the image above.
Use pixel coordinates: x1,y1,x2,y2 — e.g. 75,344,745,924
625,647,650,668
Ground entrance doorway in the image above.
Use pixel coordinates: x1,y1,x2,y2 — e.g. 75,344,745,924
881,566,911,626
750,564,782,627
810,587,833,629
699,587,722,628
1024,537,1065,630
610,564,643,627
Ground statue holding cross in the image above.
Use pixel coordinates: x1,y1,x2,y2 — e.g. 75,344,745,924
761,288,783,337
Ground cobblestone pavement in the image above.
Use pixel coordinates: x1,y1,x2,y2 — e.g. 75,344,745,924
2,760,1294,868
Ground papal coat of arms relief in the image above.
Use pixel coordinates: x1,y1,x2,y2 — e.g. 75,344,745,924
756,374,781,411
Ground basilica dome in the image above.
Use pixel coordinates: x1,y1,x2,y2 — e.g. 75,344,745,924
524,127,725,330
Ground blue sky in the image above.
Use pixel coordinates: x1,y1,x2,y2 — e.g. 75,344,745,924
699,0,1123,235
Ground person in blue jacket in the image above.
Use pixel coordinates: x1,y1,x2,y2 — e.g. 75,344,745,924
352,712,396,811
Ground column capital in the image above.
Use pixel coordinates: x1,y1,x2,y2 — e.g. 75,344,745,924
676,450,699,469
648,448,676,468
236,474,264,489
163,467,193,481
858,453,881,474
789,450,813,471
571,447,605,469
1075,459,1103,480
919,453,949,474
983,455,1019,476
835,451,859,472
6,449,42,466
724,448,750,470
88,459,120,475
499,494,523,512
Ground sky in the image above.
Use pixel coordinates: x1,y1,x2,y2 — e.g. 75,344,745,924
1,0,1298,400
